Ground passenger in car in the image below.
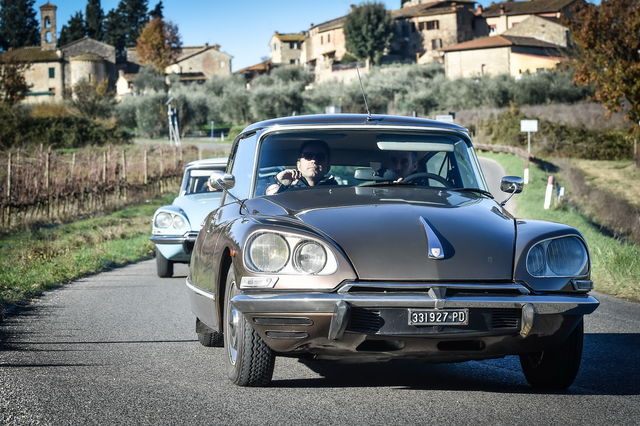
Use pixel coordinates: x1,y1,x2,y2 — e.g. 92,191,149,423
381,150,418,182
265,140,337,195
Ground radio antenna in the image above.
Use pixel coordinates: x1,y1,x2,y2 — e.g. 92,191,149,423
356,66,372,121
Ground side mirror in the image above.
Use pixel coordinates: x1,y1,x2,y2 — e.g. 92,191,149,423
209,171,235,190
500,176,524,194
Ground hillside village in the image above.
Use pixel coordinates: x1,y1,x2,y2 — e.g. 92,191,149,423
5,0,580,102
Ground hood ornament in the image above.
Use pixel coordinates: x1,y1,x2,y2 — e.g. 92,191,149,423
419,217,445,260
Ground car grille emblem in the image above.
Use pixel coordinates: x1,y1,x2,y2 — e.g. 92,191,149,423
420,217,445,260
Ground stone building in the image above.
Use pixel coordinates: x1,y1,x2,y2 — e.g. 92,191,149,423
391,0,478,64
442,34,567,78
481,0,582,35
0,2,115,103
269,32,305,65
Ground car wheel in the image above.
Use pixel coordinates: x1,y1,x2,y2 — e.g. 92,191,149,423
196,318,223,347
519,318,584,390
156,249,174,278
223,266,275,386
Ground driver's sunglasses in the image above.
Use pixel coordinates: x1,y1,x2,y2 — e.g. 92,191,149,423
300,152,326,162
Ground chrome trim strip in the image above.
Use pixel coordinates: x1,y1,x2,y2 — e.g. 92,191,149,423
185,278,215,300
337,282,531,295
420,216,445,260
232,293,599,316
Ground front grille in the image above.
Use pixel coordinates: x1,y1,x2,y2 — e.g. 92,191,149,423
347,308,384,334
490,309,520,329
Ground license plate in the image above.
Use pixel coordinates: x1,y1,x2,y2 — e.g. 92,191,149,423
408,309,469,326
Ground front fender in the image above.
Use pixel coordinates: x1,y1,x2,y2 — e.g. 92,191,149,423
514,220,590,292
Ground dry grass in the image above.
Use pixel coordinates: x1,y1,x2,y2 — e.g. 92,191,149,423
567,159,640,209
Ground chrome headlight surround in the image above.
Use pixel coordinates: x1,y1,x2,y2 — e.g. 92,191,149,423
153,211,190,234
525,235,589,278
244,230,338,275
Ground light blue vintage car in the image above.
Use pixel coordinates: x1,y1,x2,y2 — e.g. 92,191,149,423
151,157,227,277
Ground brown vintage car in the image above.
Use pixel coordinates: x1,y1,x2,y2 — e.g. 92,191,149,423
187,114,599,387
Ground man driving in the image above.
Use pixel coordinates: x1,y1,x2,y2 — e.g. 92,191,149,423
382,150,418,182
266,140,337,195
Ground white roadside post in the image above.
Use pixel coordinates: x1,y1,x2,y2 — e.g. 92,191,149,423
544,175,554,209
520,119,538,184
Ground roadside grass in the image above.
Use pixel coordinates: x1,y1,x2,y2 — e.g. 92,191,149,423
567,159,640,209
0,194,175,314
480,152,640,301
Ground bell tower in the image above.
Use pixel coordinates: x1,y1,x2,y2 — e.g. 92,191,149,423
40,2,57,50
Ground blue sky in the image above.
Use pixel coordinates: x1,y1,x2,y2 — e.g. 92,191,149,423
51,0,409,70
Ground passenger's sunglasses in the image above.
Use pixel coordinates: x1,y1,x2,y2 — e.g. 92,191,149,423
300,152,326,162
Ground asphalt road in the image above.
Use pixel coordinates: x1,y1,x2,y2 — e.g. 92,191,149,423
1,159,639,425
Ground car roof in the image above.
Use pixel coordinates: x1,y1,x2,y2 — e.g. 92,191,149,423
184,157,227,169
240,114,468,136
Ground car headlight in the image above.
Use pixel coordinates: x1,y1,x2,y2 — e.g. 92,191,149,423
153,212,189,232
293,241,327,274
155,212,173,228
248,233,290,273
526,236,589,277
244,231,337,275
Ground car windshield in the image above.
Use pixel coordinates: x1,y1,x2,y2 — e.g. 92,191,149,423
183,168,223,195
254,129,487,196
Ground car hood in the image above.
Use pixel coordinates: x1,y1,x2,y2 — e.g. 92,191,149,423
173,192,223,231
262,186,515,281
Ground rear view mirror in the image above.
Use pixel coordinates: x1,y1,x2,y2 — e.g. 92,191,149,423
500,176,523,194
209,171,235,190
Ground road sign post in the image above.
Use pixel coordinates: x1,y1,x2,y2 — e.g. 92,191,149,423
520,120,538,184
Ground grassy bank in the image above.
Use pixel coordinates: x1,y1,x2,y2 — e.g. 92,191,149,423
481,152,640,301
0,193,175,314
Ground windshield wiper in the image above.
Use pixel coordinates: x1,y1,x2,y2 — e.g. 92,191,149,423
359,181,419,187
449,188,494,199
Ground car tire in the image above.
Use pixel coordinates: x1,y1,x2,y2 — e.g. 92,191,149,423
156,249,174,278
196,318,223,347
223,266,275,386
519,318,584,390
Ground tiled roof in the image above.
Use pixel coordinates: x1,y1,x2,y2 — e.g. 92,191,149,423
273,32,306,42
441,35,564,51
392,0,475,18
314,16,346,32
0,46,60,63
235,59,272,74
483,0,577,17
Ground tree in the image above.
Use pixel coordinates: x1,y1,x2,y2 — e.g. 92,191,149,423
104,8,127,62
104,0,149,62
0,0,39,50
149,1,163,19
567,0,640,162
0,53,30,105
136,17,181,72
59,11,86,46
86,0,104,41
343,2,394,65
70,78,115,119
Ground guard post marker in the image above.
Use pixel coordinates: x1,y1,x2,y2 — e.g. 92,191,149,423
543,175,554,210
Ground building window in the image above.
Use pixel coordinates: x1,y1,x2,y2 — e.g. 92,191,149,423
48,67,55,78
321,35,324,44
489,24,497,34
290,59,299,65
431,39,443,50
328,33,331,43
289,41,300,49
48,87,55,95
426,20,439,30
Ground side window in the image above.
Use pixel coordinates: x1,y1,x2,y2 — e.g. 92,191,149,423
228,134,257,199
425,151,450,179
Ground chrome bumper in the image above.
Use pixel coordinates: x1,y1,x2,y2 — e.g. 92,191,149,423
150,231,198,245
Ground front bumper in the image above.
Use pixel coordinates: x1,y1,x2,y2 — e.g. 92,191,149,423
231,282,599,360
150,232,198,261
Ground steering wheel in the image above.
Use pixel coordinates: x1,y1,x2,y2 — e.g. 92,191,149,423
402,172,450,187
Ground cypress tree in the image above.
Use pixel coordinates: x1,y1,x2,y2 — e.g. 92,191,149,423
58,11,87,47
85,0,104,41
0,0,39,50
